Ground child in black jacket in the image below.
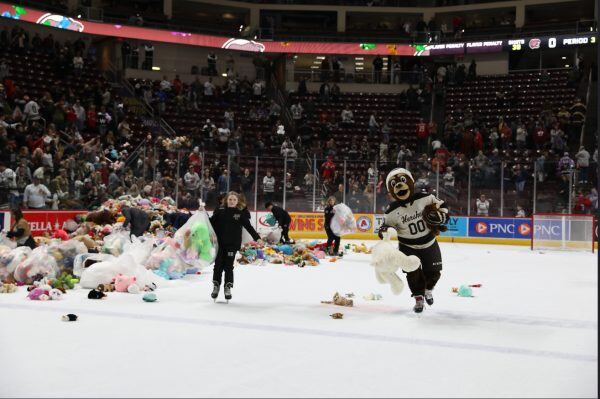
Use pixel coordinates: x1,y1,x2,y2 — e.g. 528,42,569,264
323,196,341,255
210,191,261,301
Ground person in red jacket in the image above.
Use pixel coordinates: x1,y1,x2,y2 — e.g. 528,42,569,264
500,124,512,150
533,124,548,150
321,155,336,180
574,191,592,214
416,118,429,154
86,105,97,131
473,129,484,152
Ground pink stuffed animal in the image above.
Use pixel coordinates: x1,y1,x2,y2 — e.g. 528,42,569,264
27,287,50,300
113,274,139,293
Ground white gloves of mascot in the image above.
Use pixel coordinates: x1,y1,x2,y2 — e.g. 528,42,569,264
370,227,421,295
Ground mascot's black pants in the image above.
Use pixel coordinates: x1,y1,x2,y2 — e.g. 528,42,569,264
399,241,442,297
213,247,237,286
325,227,340,253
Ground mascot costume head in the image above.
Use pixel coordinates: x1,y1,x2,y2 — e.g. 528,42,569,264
385,167,448,235
386,168,415,202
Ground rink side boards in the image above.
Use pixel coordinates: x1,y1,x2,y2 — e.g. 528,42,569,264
1,211,596,249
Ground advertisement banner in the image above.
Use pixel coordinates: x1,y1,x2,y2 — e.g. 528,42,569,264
22,210,87,237
440,216,468,237
468,217,532,239
282,212,376,239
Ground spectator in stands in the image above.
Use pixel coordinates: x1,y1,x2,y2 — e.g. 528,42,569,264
268,100,281,124
368,111,379,136
513,164,527,196
341,106,354,126
321,156,336,181
576,146,590,184
207,52,217,76
204,78,215,101
281,137,297,158
331,83,340,102
372,56,384,83
515,123,527,150
557,152,575,176
297,77,308,97
574,190,592,214
476,194,490,216
263,170,275,203
291,102,303,122
240,168,254,201
320,57,330,82
467,60,477,81
319,82,331,103
200,169,215,204
515,206,526,218
23,176,51,209
184,165,200,196
217,169,229,195
588,188,598,210
415,118,428,154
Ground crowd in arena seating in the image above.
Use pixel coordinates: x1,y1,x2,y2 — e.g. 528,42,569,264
0,25,597,218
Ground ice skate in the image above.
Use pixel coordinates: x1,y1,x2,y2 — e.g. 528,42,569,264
413,295,425,313
424,289,434,306
224,283,233,302
211,281,220,302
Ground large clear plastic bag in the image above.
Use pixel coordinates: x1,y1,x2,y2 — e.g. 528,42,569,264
330,203,357,236
0,233,17,249
174,211,218,269
72,253,114,278
0,245,14,280
101,231,131,256
13,246,59,283
6,246,32,275
80,239,161,289
47,239,88,271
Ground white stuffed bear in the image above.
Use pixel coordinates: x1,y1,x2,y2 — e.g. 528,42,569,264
370,227,421,295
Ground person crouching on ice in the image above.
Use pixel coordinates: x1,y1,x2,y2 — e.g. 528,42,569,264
377,168,449,313
324,196,341,256
210,191,262,302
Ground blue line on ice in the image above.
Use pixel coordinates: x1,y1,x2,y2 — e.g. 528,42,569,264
2,302,596,363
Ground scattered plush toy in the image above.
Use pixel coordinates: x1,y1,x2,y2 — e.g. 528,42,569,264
455,285,474,297
96,283,115,292
53,229,69,241
370,227,421,295
27,287,49,300
330,313,343,319
321,292,354,307
143,292,157,302
62,314,78,321
0,282,17,293
363,293,383,301
265,213,277,227
113,274,139,293
87,289,106,299
49,288,63,300
49,272,78,292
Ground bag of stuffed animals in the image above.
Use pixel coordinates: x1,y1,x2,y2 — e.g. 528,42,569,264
102,231,130,256
0,232,17,249
330,203,357,236
174,211,218,269
5,246,32,277
13,246,59,283
47,239,88,272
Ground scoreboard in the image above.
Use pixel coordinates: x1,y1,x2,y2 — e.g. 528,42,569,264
420,33,597,56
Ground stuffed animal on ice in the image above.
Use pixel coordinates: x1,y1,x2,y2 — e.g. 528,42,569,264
370,227,421,294
329,203,357,236
113,274,140,294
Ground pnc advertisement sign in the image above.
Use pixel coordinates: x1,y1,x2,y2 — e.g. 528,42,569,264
469,218,532,239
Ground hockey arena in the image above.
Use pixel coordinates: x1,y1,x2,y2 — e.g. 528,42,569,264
0,0,597,397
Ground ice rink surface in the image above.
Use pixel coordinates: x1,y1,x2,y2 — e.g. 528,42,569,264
0,241,597,398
